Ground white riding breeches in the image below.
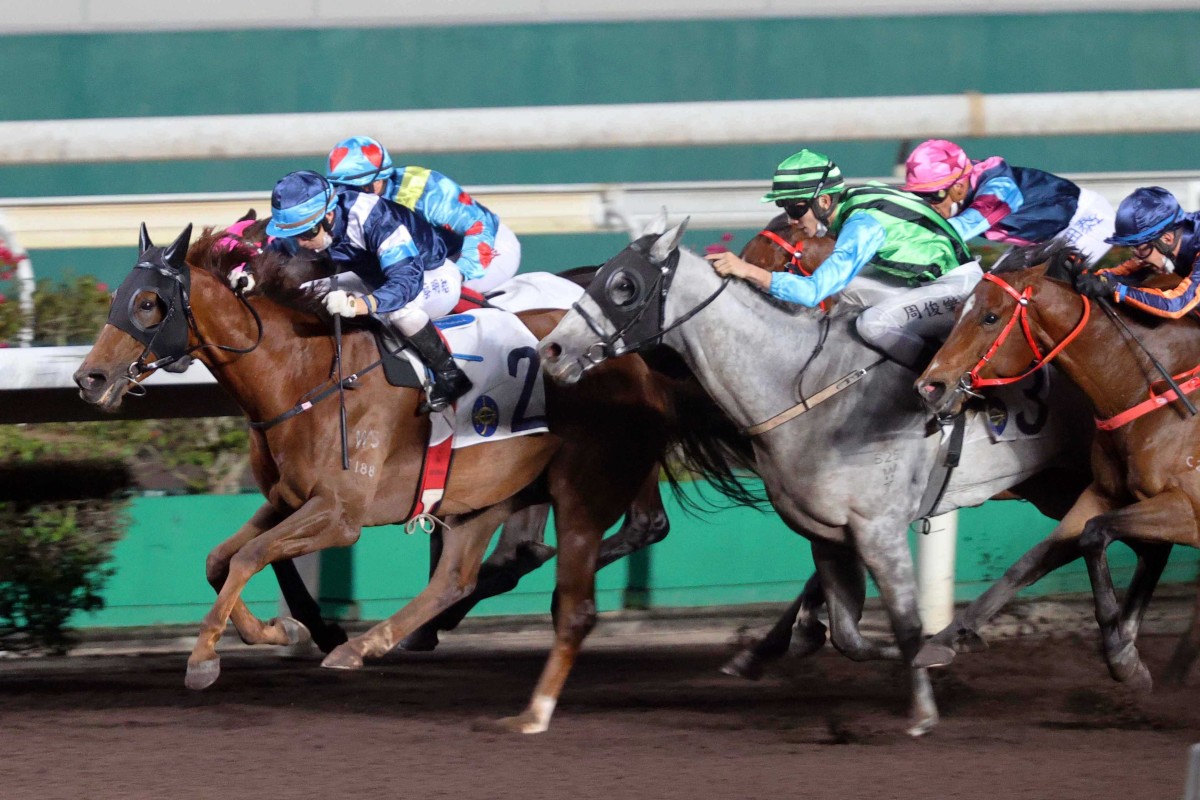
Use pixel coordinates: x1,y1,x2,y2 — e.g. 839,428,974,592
464,223,522,293
855,260,984,367
304,260,462,336
1056,187,1114,265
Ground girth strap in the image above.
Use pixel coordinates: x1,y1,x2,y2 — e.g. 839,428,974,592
744,357,886,436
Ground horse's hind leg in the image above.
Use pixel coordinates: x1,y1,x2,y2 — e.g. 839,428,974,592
322,500,518,669
272,559,348,653
916,485,1115,669
402,503,556,651
721,578,823,681
596,468,670,569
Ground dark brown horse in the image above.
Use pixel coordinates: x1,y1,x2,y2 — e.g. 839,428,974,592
73,223,747,733
915,241,1197,686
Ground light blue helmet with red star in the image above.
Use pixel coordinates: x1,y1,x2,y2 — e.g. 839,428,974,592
326,135,395,188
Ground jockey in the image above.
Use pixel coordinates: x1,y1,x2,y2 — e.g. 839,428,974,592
325,135,520,293
706,149,979,369
1076,187,1200,318
266,170,472,411
901,139,1114,265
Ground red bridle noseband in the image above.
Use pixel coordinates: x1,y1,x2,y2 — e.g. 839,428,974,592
962,271,1091,390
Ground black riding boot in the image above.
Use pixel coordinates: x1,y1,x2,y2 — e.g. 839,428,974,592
407,321,473,412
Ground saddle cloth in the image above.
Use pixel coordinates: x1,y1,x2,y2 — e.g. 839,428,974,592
413,274,584,450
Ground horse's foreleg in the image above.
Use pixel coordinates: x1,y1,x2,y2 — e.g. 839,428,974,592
851,521,937,737
916,485,1115,669
1118,540,1172,643
204,502,309,648
187,496,356,690
1079,489,1198,691
322,500,517,669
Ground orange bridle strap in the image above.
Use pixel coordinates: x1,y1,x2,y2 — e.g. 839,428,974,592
965,272,1091,390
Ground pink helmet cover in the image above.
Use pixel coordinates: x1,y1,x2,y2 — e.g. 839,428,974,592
901,139,973,193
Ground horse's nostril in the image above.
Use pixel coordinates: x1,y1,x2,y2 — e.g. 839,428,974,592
76,371,106,391
542,342,562,361
919,381,946,404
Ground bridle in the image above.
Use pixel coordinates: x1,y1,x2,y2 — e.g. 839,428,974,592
958,271,1091,395
572,246,729,364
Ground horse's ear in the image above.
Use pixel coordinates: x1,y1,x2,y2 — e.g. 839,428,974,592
238,208,257,222
642,207,669,238
139,223,153,254
164,224,193,269
649,217,689,264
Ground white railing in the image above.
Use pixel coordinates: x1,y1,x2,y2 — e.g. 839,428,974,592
3,90,1200,166
5,171,1200,250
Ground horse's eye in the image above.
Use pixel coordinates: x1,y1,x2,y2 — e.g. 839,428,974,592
139,299,156,312
982,312,1000,325
607,271,639,307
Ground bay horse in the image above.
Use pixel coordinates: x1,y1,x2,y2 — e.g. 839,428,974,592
538,216,1094,735
73,223,747,733
915,241,1200,687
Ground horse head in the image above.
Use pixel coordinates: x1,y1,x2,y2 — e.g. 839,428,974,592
540,216,689,385
739,212,835,277
74,224,198,411
916,242,1091,418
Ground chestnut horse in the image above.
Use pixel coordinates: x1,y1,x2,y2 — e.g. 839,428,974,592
73,224,745,733
915,241,1197,686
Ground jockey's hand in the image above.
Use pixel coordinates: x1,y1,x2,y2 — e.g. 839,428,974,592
705,252,773,292
324,289,367,317
228,266,256,293
1075,270,1116,300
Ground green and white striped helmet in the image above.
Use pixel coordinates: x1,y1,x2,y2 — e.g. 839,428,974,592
761,149,845,203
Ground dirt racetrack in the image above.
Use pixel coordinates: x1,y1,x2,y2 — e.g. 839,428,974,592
2,619,1199,800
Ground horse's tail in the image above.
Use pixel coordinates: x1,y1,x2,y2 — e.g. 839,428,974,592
649,348,766,512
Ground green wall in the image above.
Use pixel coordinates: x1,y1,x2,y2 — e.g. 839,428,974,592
75,487,1200,629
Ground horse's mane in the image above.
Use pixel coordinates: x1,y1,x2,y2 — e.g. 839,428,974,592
992,239,1088,281
187,217,326,314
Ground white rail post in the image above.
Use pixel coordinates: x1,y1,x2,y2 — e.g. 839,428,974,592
0,212,35,347
1184,743,1200,800
917,511,958,633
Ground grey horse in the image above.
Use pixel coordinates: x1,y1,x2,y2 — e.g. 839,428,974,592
537,214,1093,735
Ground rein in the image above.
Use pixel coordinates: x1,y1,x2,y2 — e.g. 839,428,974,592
959,272,1091,393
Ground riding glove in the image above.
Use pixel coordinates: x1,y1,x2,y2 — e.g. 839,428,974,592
1075,271,1116,299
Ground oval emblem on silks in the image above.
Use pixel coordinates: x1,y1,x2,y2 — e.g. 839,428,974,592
986,398,1009,436
472,394,500,437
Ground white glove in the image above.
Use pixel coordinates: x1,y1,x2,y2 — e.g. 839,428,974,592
228,266,256,293
324,289,359,318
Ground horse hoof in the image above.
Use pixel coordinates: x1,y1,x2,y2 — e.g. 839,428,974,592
788,620,828,659
471,712,548,735
1108,640,1147,684
321,644,364,670
185,657,221,690
720,650,765,681
953,630,987,654
913,642,957,669
1126,661,1154,693
399,628,440,652
280,617,311,647
906,712,939,738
